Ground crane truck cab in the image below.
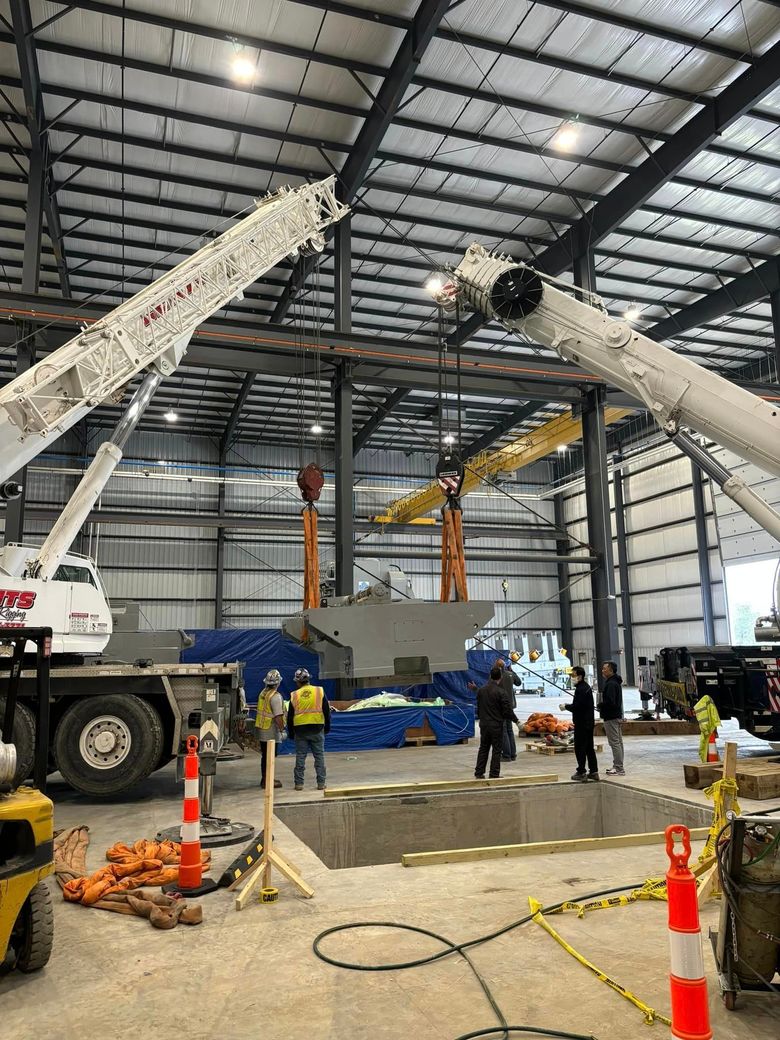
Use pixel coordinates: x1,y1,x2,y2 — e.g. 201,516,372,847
0,544,111,656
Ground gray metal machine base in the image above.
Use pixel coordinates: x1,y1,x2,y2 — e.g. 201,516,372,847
157,816,254,848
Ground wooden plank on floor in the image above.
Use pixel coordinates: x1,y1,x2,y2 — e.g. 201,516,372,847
594,720,699,736
401,826,712,868
323,775,559,799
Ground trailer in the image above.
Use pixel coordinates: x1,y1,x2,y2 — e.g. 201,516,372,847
655,644,780,745
0,656,244,797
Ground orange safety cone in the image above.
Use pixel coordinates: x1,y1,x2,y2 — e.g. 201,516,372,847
706,731,719,763
164,736,218,896
665,825,713,1040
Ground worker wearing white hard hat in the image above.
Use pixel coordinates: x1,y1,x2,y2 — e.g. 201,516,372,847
255,668,285,788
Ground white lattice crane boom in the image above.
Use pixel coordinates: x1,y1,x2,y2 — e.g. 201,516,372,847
0,176,347,483
0,177,348,651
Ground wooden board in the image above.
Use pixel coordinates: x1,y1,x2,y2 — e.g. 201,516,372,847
594,720,699,737
401,826,713,868
323,774,558,799
525,741,604,756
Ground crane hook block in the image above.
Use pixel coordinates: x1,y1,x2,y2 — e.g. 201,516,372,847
297,462,325,503
436,452,465,499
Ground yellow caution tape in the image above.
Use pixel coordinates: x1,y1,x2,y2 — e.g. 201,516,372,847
529,897,671,1027
551,876,669,919
699,777,740,863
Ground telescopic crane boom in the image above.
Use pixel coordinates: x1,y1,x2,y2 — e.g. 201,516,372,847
435,243,780,640
0,177,348,585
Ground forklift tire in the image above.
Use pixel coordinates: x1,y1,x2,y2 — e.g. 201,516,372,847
14,881,54,973
54,695,164,797
0,697,35,786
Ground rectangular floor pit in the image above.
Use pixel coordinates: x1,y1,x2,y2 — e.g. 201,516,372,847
276,783,713,869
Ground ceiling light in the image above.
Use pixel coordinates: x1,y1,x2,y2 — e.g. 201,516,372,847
557,444,567,453
623,305,641,322
425,274,445,296
164,410,178,423
443,433,455,445
553,121,579,151
231,52,256,83
310,423,323,435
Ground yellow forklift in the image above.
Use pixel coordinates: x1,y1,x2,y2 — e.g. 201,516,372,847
0,627,54,973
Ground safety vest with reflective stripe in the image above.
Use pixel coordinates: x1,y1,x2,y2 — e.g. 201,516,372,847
291,684,325,726
255,687,278,730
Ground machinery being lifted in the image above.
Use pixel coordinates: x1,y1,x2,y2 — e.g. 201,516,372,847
434,242,780,743
284,556,492,688
0,178,349,794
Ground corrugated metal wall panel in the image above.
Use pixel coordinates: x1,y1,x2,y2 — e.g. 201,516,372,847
710,447,780,562
563,446,726,674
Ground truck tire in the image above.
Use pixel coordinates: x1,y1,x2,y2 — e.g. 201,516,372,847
54,695,164,797
14,881,54,973
0,697,35,786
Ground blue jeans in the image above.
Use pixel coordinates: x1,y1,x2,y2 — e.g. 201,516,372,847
294,731,326,786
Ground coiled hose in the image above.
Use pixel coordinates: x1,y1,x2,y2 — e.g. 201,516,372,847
313,882,646,1040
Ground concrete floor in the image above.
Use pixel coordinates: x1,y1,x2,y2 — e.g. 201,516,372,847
2,711,779,1040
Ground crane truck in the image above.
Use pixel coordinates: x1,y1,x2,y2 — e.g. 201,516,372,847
435,243,780,743
0,177,349,795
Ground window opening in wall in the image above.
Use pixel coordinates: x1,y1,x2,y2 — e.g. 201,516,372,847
724,556,779,644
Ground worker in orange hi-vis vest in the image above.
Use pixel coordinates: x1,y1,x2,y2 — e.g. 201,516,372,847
287,668,331,792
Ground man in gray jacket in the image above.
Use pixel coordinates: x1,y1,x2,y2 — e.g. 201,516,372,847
599,661,625,776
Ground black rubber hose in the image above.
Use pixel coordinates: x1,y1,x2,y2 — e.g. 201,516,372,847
312,882,645,1040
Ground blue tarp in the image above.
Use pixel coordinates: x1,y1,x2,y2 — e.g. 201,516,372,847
181,628,489,752
274,704,474,754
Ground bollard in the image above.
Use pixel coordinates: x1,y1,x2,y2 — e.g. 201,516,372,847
665,825,712,1040
164,736,218,896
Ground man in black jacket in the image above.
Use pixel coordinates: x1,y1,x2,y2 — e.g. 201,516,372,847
599,661,625,776
561,666,599,782
473,665,515,779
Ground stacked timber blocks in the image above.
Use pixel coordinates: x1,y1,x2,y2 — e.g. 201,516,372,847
684,756,780,799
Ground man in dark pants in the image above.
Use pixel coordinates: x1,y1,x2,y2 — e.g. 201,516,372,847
599,661,625,776
473,665,515,779
561,665,599,782
498,659,523,760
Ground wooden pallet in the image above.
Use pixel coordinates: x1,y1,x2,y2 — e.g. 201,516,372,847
525,741,604,756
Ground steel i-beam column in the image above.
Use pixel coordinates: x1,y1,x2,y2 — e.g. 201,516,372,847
581,386,620,688
333,363,354,597
214,445,226,629
574,251,619,685
612,457,636,685
553,493,575,662
333,214,354,599
691,460,716,645
771,286,780,382
5,147,44,542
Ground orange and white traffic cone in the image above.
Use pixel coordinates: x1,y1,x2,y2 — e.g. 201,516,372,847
164,736,217,896
706,731,719,763
665,825,712,1040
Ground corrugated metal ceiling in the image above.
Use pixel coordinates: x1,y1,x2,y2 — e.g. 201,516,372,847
0,0,778,457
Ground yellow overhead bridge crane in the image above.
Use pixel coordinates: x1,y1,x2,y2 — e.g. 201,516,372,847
374,407,632,526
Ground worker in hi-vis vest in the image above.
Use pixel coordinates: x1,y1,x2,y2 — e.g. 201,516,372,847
255,669,285,789
287,667,331,791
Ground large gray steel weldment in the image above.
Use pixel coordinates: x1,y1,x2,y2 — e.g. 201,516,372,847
283,601,494,688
